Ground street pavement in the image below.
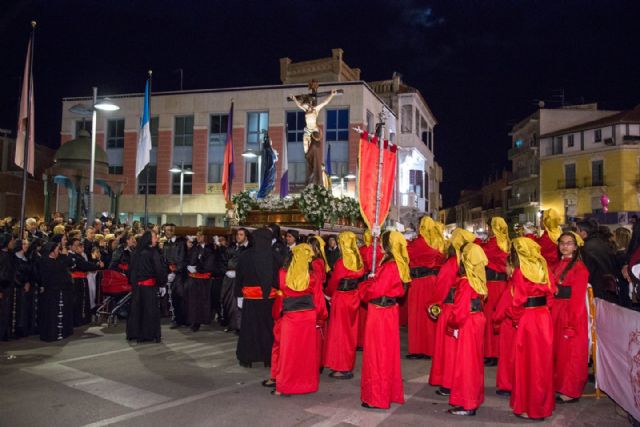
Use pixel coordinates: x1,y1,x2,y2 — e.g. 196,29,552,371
0,321,630,427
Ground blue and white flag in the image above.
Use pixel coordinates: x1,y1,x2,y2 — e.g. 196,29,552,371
135,80,152,177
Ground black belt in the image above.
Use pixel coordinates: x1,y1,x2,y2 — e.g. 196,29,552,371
338,277,362,292
524,296,547,308
444,287,456,304
555,285,572,299
471,297,482,312
485,268,507,281
370,296,397,307
410,267,439,279
282,294,314,312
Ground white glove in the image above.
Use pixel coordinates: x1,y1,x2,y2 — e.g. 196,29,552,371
237,297,244,309
225,270,236,279
158,287,167,297
453,329,459,339
167,273,176,283
187,265,197,274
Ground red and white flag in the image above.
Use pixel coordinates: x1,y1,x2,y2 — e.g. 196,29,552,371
15,39,35,176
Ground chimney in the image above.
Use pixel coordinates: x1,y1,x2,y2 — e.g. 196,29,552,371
279,57,291,84
392,72,401,92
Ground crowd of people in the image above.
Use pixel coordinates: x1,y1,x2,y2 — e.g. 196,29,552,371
1,208,640,420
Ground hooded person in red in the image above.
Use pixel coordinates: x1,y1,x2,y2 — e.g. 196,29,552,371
357,229,381,350
323,231,365,379
309,236,329,371
537,208,563,269
447,242,488,416
270,243,319,396
428,228,477,396
481,217,510,366
552,232,589,403
359,231,408,409
509,237,556,420
492,277,517,396
406,217,445,359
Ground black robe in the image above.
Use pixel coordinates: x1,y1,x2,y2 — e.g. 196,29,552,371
0,250,16,340
69,252,100,326
13,253,34,338
37,255,75,342
186,244,216,326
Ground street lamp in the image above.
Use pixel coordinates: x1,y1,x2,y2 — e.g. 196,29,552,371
169,161,194,225
69,87,120,225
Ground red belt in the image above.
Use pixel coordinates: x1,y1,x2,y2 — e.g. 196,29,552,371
243,286,278,299
138,278,157,286
71,272,88,279
118,263,129,271
189,272,212,279
168,263,177,272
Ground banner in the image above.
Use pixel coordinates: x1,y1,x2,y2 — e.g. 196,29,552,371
595,299,640,420
357,132,397,230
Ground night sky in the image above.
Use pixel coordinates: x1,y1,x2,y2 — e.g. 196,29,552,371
1,0,639,206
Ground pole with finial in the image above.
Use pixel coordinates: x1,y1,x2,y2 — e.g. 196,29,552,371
144,69,152,227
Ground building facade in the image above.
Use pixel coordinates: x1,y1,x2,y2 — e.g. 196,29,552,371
540,105,640,225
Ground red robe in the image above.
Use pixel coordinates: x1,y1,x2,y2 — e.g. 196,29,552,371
357,243,382,348
323,259,365,372
428,256,459,388
481,237,508,358
311,257,329,370
537,232,559,269
510,268,556,419
552,257,589,398
448,276,486,410
406,237,445,356
492,280,516,392
359,261,405,409
275,269,319,395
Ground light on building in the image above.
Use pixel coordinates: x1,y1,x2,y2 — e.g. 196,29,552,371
94,98,120,112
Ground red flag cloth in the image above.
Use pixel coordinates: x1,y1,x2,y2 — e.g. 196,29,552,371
359,260,406,409
15,39,35,176
357,133,397,229
509,268,556,419
551,258,589,399
493,281,517,392
221,103,234,202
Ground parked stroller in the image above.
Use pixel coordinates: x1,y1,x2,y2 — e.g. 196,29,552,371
95,269,132,326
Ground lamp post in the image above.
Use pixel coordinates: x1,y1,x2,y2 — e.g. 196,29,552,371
169,161,194,225
70,88,119,225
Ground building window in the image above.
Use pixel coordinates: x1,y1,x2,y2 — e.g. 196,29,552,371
409,169,424,198
564,163,576,188
150,116,159,147
138,117,159,195
401,105,412,133
108,166,123,175
366,110,374,134
592,160,604,186
172,165,193,194
567,134,574,147
595,129,602,142
325,108,349,177
286,111,306,188
552,136,563,155
107,119,124,148
174,115,194,146
75,119,92,137
245,111,268,183
415,110,420,136
208,113,228,183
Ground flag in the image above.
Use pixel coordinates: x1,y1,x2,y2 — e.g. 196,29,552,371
135,80,152,177
222,103,234,202
279,135,289,198
325,143,332,176
15,39,35,176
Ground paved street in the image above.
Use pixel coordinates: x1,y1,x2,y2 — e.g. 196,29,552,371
0,321,629,427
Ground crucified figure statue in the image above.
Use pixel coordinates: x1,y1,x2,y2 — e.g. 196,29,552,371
290,86,338,186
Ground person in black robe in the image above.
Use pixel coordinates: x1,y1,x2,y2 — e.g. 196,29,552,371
211,235,228,325
236,228,278,367
221,228,250,332
185,233,216,332
68,238,102,326
0,233,17,341
126,231,167,343
37,241,75,342
163,224,188,328
26,238,45,336
109,233,136,275
12,239,33,338
268,224,287,269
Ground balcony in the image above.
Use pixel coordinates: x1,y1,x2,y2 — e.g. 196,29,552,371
557,179,578,190
623,135,640,145
508,193,537,209
508,144,537,160
583,176,607,188
557,176,607,190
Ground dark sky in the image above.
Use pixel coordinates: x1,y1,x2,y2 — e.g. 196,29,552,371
1,0,639,206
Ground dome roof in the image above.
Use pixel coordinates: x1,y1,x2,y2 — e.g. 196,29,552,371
54,130,109,171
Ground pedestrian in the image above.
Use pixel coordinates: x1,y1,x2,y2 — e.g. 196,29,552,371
0,233,17,340
357,228,380,350
576,219,617,300
221,228,249,333
13,239,34,338
272,243,319,396
359,231,408,409
185,232,215,332
509,237,556,420
537,209,563,269
325,235,340,270
552,232,589,404
406,216,445,359
447,242,488,416
323,231,365,379
308,235,329,371
163,224,188,328
126,231,167,343
481,217,510,367
68,238,102,326
492,272,516,397
428,228,476,396
236,228,277,367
